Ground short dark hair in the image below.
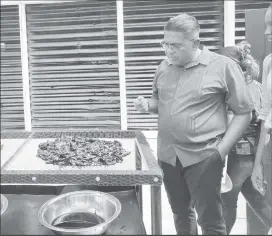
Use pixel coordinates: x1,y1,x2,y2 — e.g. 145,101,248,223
164,13,200,40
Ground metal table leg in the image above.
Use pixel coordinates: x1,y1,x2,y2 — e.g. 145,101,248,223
151,185,162,235
136,185,143,216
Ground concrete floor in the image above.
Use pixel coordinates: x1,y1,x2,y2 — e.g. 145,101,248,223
141,185,247,235
144,139,248,235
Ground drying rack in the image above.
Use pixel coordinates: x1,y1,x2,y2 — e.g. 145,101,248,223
1,129,163,235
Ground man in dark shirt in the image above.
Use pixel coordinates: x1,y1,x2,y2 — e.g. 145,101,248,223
134,13,253,235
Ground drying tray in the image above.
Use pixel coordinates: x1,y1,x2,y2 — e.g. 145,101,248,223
1,132,32,168
1,130,163,186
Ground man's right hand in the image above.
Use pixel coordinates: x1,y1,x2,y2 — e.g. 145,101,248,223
251,163,266,196
134,96,149,113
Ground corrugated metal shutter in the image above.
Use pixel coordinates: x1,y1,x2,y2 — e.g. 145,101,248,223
0,5,25,130
123,0,224,130
235,0,271,44
26,0,121,130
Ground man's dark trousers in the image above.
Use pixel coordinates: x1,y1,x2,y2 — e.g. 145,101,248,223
159,150,227,235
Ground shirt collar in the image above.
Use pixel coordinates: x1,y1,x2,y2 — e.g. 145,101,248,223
167,45,214,68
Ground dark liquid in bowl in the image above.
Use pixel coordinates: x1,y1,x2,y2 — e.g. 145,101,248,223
52,212,105,229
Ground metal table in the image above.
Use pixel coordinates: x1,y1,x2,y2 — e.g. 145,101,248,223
0,187,146,235
1,130,163,235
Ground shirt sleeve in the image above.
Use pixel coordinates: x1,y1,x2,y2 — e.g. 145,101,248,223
225,61,254,115
258,55,272,121
151,62,163,100
247,80,262,116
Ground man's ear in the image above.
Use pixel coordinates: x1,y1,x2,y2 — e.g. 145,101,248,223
193,39,200,50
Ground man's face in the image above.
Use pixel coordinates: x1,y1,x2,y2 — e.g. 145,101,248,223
265,7,272,42
162,31,197,66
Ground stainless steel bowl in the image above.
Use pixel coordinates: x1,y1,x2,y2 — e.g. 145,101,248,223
38,190,121,235
1,194,8,215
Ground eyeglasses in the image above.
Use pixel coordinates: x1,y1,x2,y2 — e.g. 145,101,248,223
160,41,186,51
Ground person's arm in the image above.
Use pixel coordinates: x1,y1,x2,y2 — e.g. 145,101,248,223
251,121,267,194
258,55,271,121
134,62,164,114
218,113,252,158
147,63,163,114
254,55,271,164
254,121,267,166
218,61,254,158
251,55,272,194
147,98,158,114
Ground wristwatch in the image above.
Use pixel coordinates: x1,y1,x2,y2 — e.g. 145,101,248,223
235,140,252,155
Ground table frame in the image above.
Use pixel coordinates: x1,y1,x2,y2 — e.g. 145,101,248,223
1,130,163,235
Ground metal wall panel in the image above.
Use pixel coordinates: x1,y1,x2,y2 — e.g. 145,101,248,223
26,1,121,130
1,5,25,130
